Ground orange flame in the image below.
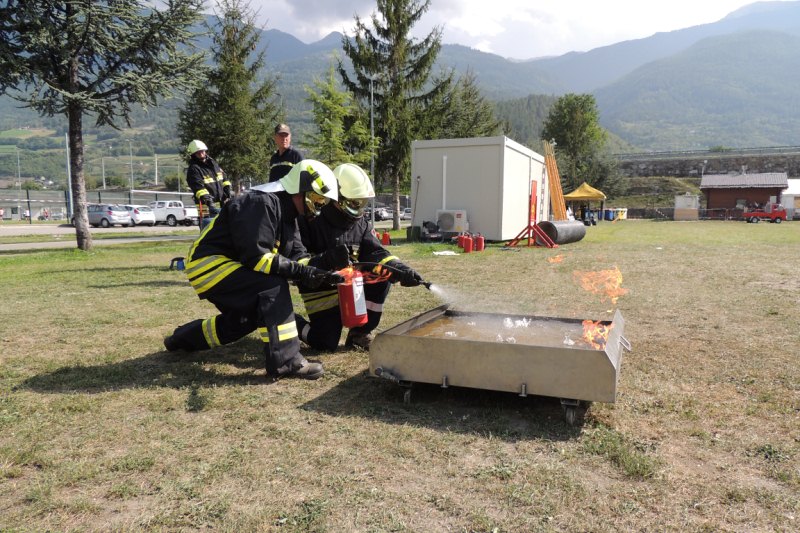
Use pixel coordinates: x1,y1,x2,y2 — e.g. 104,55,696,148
582,320,614,350
547,254,565,263
573,266,628,304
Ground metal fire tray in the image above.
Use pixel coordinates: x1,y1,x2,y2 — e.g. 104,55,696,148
370,305,629,410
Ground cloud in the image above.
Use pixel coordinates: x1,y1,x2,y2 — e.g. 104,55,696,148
243,0,781,59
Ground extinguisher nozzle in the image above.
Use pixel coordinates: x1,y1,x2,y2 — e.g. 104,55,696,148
421,281,432,290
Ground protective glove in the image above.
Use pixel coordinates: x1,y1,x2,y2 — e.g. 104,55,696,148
222,185,232,202
201,195,214,208
274,256,345,289
387,260,423,287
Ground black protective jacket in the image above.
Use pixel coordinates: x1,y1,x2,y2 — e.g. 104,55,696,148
186,155,230,208
297,202,393,275
268,147,303,182
186,190,308,297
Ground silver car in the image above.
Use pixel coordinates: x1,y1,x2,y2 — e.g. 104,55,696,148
87,204,131,228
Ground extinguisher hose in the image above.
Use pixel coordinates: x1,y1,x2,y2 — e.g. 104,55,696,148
351,261,432,290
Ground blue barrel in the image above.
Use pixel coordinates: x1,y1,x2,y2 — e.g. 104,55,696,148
604,209,615,221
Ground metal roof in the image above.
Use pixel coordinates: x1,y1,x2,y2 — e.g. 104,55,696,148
700,172,788,189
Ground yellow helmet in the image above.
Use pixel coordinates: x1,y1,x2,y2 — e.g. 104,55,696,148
280,160,338,216
187,140,208,155
333,163,374,218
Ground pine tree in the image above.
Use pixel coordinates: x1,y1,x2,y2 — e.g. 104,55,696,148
0,0,205,250
303,64,375,168
177,0,280,189
423,71,502,140
339,0,450,229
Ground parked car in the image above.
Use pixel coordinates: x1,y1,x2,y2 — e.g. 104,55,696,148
123,204,156,227
401,208,413,220
86,203,131,228
149,200,199,226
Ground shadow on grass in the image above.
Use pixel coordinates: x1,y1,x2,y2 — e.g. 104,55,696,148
18,338,269,393
301,370,584,442
88,280,188,289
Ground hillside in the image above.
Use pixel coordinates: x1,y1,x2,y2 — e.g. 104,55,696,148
4,1,800,158
595,30,800,150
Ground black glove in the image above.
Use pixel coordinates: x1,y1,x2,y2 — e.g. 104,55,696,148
274,256,345,289
201,195,214,207
388,260,423,287
222,185,232,202
299,265,345,289
323,244,352,270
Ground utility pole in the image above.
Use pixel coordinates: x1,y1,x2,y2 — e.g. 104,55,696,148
128,140,134,190
369,76,376,225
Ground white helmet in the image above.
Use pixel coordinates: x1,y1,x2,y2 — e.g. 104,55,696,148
280,159,338,216
187,140,208,155
333,163,374,218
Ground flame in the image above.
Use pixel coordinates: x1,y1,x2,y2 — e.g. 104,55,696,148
573,266,628,304
547,254,565,263
582,320,614,350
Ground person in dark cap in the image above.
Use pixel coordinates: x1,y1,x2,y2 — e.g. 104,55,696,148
268,123,304,182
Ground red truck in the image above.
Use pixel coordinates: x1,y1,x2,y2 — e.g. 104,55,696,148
742,203,787,223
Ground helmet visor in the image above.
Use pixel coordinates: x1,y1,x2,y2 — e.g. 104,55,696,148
304,190,330,216
339,197,369,217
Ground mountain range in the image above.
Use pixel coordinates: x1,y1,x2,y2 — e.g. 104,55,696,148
260,0,800,151
3,1,799,152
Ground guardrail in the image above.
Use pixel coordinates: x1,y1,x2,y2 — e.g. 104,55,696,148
614,145,800,161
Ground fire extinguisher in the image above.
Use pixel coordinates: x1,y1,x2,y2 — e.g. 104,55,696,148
474,233,485,252
338,270,368,328
457,233,465,248
381,230,391,246
463,233,473,253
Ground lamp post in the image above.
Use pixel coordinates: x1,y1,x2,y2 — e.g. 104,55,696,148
128,140,134,191
369,76,376,225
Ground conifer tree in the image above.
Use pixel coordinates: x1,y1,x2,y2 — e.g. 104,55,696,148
303,65,374,168
339,0,451,229
178,0,280,189
0,0,205,250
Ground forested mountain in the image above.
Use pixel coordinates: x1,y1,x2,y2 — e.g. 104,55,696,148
3,1,800,157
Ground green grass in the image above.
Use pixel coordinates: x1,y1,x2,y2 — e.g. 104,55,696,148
0,220,798,531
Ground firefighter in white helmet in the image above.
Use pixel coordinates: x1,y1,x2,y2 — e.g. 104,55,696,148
164,160,350,380
186,140,232,227
295,163,424,351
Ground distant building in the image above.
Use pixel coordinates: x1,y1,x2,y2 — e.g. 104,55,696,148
700,172,788,210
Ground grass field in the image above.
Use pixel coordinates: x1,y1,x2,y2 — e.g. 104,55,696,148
1,220,798,531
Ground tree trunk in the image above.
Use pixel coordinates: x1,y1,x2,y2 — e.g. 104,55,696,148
392,177,401,231
68,101,92,250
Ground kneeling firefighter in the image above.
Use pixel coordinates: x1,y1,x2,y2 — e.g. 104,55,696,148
295,163,424,351
164,160,349,380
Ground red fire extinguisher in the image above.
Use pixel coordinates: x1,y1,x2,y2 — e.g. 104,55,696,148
474,233,485,252
457,233,465,248
338,270,368,328
463,233,473,253
381,230,391,246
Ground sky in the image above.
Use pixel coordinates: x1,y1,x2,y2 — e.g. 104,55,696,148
237,0,795,59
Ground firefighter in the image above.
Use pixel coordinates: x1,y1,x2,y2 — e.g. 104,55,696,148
295,163,423,351
268,123,303,182
185,140,232,227
164,160,349,380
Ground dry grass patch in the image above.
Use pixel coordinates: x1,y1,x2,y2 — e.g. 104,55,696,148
0,221,798,531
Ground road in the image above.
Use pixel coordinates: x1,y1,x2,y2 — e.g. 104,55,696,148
0,218,405,252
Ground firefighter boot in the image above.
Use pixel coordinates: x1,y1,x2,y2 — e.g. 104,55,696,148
345,330,374,350
164,319,209,352
290,357,324,380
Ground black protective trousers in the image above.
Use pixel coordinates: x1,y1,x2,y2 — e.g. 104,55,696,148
168,268,303,376
296,280,391,351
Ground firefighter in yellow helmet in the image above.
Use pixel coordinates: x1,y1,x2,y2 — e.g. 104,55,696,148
164,160,350,380
295,163,424,351
186,140,232,228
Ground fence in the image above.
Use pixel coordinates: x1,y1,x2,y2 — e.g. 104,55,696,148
0,189,194,222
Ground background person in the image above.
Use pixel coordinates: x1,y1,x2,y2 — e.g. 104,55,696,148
295,163,423,351
185,140,231,228
268,123,303,182
164,160,346,380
